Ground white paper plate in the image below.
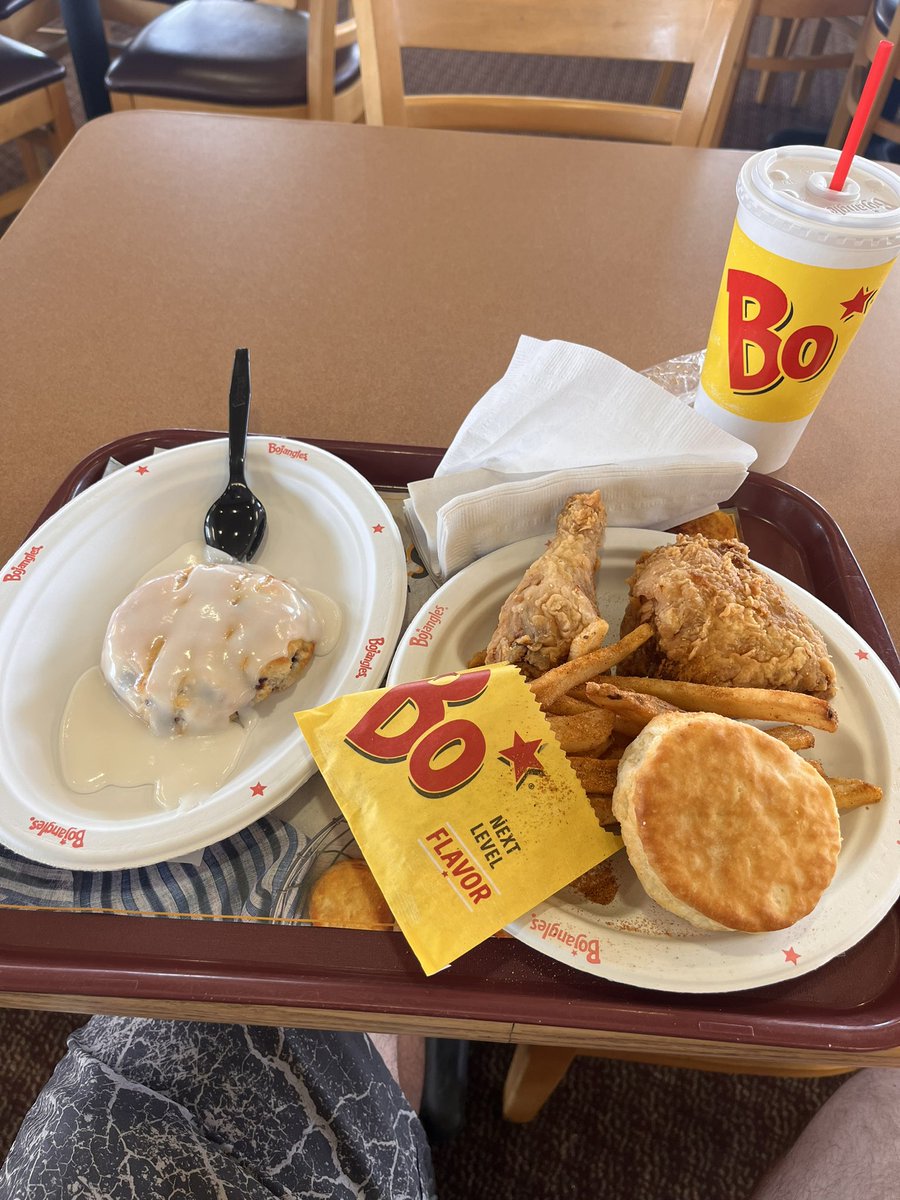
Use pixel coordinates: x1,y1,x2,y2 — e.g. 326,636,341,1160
0,437,407,870
388,529,900,993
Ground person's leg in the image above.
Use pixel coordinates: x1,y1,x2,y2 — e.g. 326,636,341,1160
751,1069,900,1200
0,1016,436,1200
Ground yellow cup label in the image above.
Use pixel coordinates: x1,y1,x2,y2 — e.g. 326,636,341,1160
701,222,893,423
296,663,621,976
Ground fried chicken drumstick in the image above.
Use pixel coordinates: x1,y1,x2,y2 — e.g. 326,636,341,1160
618,534,836,698
485,491,607,678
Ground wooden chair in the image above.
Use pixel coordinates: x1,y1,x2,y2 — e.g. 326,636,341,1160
353,0,756,147
106,0,363,123
747,1,870,108
827,0,900,156
0,0,166,64
0,30,74,219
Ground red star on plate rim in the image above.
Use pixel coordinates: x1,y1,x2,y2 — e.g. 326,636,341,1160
783,947,801,965
135,465,150,475
249,781,267,797
372,523,384,534
855,649,869,660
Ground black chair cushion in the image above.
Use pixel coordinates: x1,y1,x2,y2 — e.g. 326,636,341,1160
105,0,360,107
0,32,64,104
876,0,898,34
0,0,35,20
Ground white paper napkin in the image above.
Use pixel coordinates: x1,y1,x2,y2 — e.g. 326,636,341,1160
405,336,757,579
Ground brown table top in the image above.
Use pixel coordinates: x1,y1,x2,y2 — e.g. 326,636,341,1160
1,111,897,634
1,113,899,1064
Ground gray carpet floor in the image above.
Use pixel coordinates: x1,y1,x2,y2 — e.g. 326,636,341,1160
0,10,872,1196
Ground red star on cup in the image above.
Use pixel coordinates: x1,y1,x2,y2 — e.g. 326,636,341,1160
372,523,384,534
783,947,801,965
249,781,267,797
839,286,876,322
855,649,869,661
498,732,544,787
135,465,150,475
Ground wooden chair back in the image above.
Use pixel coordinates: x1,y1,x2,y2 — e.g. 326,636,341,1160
279,0,359,121
353,0,756,146
749,1,870,108
827,2,900,156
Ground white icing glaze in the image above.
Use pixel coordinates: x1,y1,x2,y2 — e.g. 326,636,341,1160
101,562,321,736
60,667,253,812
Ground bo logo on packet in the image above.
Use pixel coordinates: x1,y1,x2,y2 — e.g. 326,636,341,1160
295,663,621,975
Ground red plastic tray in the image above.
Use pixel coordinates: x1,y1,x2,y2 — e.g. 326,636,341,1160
2,429,899,1053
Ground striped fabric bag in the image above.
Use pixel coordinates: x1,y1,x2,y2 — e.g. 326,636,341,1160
0,816,302,920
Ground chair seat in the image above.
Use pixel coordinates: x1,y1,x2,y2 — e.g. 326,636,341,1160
105,0,360,107
0,33,65,105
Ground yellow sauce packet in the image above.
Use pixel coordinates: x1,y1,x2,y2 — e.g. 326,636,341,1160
295,663,622,975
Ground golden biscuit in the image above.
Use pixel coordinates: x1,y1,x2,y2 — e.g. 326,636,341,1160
612,711,841,932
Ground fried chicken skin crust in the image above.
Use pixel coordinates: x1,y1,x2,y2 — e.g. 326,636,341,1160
619,535,836,699
485,491,607,679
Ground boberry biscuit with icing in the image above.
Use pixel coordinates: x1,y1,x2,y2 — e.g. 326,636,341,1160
101,562,319,736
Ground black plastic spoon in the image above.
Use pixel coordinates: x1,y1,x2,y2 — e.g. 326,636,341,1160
203,348,267,561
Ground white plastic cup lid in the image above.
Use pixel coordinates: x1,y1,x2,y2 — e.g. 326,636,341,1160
738,145,900,249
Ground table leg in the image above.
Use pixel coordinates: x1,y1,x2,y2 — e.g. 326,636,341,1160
59,0,112,120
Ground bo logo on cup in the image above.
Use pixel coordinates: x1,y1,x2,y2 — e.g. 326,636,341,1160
727,269,838,395
345,670,491,798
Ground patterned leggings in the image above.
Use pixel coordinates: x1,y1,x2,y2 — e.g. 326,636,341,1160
0,1017,436,1200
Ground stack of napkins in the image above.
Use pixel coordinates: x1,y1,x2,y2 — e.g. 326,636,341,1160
405,336,756,580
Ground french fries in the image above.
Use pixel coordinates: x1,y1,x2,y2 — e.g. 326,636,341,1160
609,676,838,733
568,756,619,796
585,680,681,734
673,509,739,540
586,793,616,827
529,624,654,709
545,709,615,754
764,724,816,751
804,761,884,809
544,694,595,716
567,617,610,660
827,776,883,811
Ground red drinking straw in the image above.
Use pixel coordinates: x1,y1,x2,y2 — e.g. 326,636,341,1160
829,38,895,192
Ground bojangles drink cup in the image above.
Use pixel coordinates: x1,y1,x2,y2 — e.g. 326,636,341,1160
696,146,900,473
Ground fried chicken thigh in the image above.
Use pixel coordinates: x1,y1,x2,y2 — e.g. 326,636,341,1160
485,491,607,678
619,535,836,698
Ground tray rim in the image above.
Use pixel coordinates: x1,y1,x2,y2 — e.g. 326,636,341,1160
3,426,900,1053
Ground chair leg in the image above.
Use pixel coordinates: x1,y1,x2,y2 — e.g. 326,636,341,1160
792,18,830,109
46,79,75,156
756,17,796,105
15,136,42,181
502,1043,578,1124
